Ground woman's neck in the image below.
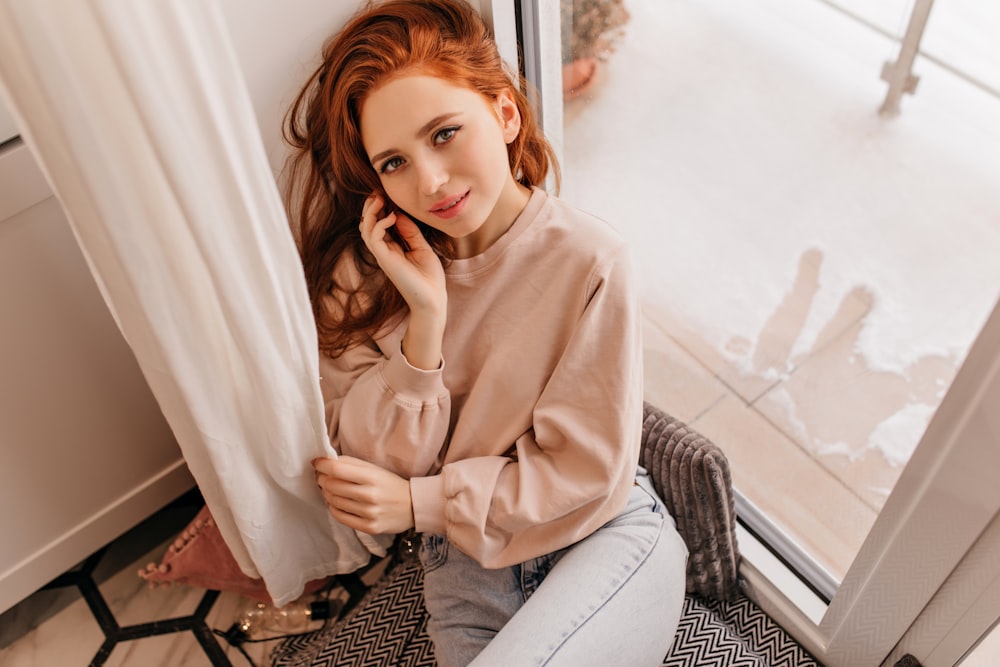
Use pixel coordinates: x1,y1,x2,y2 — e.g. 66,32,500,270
453,181,532,259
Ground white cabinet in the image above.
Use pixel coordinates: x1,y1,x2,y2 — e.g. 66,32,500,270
0,142,194,613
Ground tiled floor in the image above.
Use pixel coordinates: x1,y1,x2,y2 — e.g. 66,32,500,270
0,497,384,667
0,500,275,667
642,311,880,581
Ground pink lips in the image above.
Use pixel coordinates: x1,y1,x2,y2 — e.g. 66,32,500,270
429,190,469,220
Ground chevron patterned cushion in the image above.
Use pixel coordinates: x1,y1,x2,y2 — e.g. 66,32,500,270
269,559,819,667
270,559,433,667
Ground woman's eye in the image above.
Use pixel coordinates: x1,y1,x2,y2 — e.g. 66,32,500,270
379,157,404,174
434,126,460,144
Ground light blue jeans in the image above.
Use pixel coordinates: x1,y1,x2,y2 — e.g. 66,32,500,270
418,468,688,667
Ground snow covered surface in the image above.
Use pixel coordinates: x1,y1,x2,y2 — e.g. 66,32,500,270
562,0,1000,467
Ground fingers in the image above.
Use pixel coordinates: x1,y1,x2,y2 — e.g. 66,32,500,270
319,482,372,531
326,504,368,531
312,456,414,534
360,193,386,226
316,473,361,499
360,194,431,254
313,455,374,482
321,488,370,518
312,457,379,507
315,472,385,533
311,455,340,476
392,211,431,250
314,466,373,524
359,195,397,253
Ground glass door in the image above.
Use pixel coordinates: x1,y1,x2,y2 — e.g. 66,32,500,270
506,0,1000,663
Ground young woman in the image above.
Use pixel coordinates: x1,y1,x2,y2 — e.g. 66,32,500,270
286,1,687,664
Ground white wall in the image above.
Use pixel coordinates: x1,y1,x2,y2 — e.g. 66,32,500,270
218,0,362,174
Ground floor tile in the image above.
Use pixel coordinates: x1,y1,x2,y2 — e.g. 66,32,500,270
691,395,877,581
643,303,779,407
103,630,218,667
744,248,825,380
0,585,80,651
642,314,729,424
104,545,202,628
0,533,274,667
644,250,876,407
0,594,104,667
754,314,958,510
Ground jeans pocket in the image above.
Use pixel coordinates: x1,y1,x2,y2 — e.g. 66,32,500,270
521,548,566,599
418,533,449,573
634,472,665,516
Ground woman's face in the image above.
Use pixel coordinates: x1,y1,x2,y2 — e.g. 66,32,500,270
359,74,529,258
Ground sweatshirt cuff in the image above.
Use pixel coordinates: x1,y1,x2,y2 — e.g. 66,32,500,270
380,346,446,404
410,474,448,535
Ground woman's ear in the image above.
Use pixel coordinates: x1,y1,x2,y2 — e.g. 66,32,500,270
495,90,522,144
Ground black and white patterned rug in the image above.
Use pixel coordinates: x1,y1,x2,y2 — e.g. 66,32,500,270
270,560,819,667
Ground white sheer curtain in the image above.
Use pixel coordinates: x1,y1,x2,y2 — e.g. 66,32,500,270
0,0,387,605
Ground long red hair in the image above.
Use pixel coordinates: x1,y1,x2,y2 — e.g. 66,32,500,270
284,0,559,358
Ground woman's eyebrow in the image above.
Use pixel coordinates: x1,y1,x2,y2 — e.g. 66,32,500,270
369,112,462,165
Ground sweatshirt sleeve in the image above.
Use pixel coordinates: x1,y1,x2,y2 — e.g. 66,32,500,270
409,242,643,567
318,261,451,478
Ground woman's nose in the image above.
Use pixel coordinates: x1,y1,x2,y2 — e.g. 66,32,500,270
417,157,449,196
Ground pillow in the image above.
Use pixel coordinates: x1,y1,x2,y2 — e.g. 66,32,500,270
139,504,330,602
640,401,741,601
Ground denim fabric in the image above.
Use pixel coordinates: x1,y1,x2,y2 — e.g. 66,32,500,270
419,468,688,667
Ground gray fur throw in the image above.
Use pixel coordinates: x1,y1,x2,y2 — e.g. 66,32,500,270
641,401,741,601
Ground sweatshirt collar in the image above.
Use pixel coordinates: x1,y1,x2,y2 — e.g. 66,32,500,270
445,187,547,278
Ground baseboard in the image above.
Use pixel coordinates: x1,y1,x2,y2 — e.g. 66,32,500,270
0,459,195,614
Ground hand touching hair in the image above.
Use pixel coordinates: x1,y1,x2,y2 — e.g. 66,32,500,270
283,0,558,358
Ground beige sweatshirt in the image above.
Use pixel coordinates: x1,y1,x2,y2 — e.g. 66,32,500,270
319,188,643,568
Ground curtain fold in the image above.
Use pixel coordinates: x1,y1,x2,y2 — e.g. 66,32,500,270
0,0,387,606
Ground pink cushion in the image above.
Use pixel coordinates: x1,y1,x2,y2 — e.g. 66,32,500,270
139,505,329,602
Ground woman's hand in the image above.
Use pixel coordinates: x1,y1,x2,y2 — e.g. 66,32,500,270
313,455,415,535
360,194,446,316
360,194,447,370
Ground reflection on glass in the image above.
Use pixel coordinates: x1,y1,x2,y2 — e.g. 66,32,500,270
558,0,1000,586
559,0,629,101
829,0,1000,96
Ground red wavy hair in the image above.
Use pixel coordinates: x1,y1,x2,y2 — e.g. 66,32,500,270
284,0,559,358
